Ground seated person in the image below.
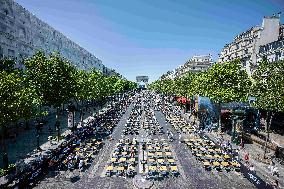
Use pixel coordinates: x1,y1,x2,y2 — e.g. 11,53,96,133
67,161,74,170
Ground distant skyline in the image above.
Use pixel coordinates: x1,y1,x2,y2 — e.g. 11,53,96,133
16,0,284,82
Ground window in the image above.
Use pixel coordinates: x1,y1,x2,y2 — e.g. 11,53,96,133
19,27,25,38
8,49,15,58
0,46,3,58
0,25,7,33
4,9,8,15
276,52,281,61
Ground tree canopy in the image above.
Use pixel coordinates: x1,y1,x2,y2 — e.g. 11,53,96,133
251,60,284,112
150,60,253,104
0,51,136,129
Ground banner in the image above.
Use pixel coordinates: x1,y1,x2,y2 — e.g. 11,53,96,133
240,163,273,189
68,111,73,128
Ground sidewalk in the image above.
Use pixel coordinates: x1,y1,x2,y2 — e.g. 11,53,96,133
183,110,284,188
174,106,284,188
206,131,284,188
0,104,108,168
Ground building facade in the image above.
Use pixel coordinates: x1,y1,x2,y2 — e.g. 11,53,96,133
218,14,284,74
257,24,284,63
160,70,175,80
0,0,115,75
159,54,213,80
173,54,213,78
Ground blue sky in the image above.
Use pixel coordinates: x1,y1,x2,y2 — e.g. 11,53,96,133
16,0,284,82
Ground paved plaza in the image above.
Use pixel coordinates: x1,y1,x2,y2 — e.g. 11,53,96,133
31,92,255,189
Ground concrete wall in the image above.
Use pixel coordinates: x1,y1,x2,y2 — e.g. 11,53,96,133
0,0,111,74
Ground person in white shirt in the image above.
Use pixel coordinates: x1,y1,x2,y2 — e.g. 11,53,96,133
79,159,84,171
249,164,255,173
272,166,279,177
178,133,182,143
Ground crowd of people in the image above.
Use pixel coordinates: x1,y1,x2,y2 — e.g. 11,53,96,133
143,106,163,136
105,91,180,181
1,92,134,188
143,139,179,180
105,138,139,178
123,95,142,136
164,112,241,173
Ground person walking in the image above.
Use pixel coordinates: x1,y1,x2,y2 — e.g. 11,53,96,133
244,152,249,163
272,180,279,189
79,159,84,172
272,165,279,177
269,161,275,174
249,164,255,173
178,133,182,143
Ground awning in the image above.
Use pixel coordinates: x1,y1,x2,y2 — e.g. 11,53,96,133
222,102,250,110
221,109,231,114
177,97,190,104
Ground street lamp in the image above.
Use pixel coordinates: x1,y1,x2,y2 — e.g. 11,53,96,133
230,114,239,143
55,120,60,142
35,120,41,150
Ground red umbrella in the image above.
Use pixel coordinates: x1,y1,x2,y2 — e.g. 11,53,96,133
181,97,187,104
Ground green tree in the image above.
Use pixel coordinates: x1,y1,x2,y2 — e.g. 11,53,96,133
24,52,77,141
0,58,40,168
251,60,284,158
0,71,23,169
194,60,251,129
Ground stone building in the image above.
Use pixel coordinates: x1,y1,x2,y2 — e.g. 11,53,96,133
218,14,284,74
257,24,284,63
173,54,213,78
160,70,174,80
159,54,213,80
0,0,115,76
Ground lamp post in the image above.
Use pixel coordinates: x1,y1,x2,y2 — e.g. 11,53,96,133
217,99,222,133
230,114,239,143
35,120,41,150
55,119,60,142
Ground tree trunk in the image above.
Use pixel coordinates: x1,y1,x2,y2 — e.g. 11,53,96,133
80,108,83,123
263,111,275,159
189,97,192,114
1,125,8,169
56,107,60,142
217,101,222,133
25,119,29,130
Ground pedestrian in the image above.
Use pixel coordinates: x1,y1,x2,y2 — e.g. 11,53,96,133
272,165,279,177
269,161,275,173
272,180,279,189
240,138,244,149
79,159,84,171
249,164,255,173
244,152,249,163
178,133,182,143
